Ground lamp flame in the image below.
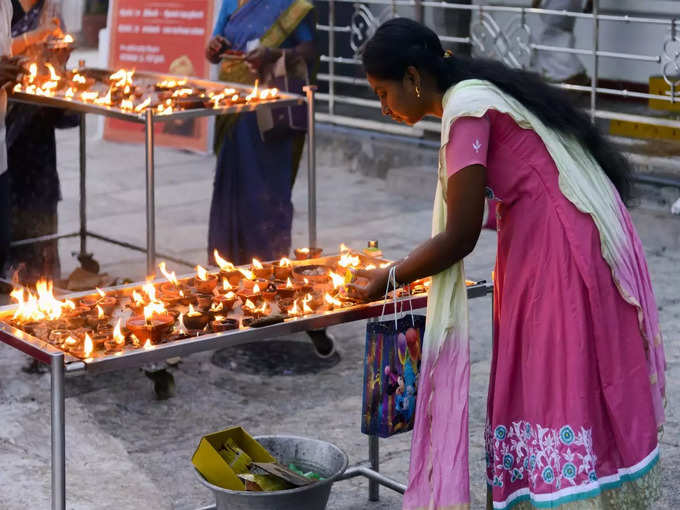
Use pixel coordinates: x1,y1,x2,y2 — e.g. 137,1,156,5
96,305,105,319
251,258,263,269
279,257,291,267
132,290,145,306
213,250,235,271
134,97,151,113
142,281,157,302
329,272,345,289
252,283,261,294
238,268,254,280
222,278,231,291
325,293,342,307
45,63,61,82
113,319,125,345
28,63,37,83
286,277,294,289
159,262,178,286
84,333,94,357
196,265,209,281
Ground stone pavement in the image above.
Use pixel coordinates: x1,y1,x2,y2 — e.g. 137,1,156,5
0,120,678,509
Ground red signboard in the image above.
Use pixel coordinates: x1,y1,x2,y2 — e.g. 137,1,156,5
105,0,215,152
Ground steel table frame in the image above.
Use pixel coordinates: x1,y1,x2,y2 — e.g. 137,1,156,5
8,70,319,274
0,281,493,509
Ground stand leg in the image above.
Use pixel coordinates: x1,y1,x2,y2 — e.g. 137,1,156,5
79,114,87,258
145,110,156,275
369,434,379,501
51,354,65,510
304,85,317,249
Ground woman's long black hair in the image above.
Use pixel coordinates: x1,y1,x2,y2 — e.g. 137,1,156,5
362,18,632,203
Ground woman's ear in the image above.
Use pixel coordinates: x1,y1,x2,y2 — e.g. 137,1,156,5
403,65,421,93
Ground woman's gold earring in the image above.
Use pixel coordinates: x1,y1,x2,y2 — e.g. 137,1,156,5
415,85,421,99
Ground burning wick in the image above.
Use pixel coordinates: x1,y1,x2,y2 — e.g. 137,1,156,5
96,305,105,320
279,257,291,267
252,258,264,270
222,278,231,291
187,304,201,317
96,287,106,298
252,283,261,294
286,278,294,289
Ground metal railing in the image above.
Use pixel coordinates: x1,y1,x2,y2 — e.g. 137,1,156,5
315,0,680,137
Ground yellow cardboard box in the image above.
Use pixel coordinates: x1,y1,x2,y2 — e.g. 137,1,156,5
192,426,276,490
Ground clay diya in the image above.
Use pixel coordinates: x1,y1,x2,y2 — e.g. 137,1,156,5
261,283,278,302
293,247,323,260
241,299,269,319
97,296,117,315
79,295,100,308
64,305,91,329
194,293,213,309
212,291,238,312
68,333,95,359
159,288,184,306
307,291,325,310
208,301,226,318
222,269,243,286
237,282,262,304
278,297,296,314
48,329,71,346
183,304,210,330
211,316,239,332
293,264,332,285
275,278,296,299
195,265,218,294
274,258,293,280
251,258,274,279
104,320,127,353
60,334,79,352
324,292,344,310
126,313,175,344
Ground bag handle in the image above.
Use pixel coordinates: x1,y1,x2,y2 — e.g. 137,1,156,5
379,266,399,329
379,266,419,328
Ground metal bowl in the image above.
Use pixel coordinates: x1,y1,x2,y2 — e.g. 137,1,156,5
194,434,348,510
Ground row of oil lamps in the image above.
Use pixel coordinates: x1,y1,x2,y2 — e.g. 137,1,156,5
4,246,406,361
12,58,280,115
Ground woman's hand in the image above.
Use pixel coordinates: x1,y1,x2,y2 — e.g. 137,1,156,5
38,17,64,43
0,56,23,88
347,266,391,302
245,46,282,74
206,35,230,64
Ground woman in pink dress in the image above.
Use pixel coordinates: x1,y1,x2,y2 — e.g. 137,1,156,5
351,18,665,510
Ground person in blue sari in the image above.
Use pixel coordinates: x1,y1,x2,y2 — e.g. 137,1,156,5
206,0,336,358
206,0,317,266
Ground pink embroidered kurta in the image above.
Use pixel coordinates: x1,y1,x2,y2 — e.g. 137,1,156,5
404,109,662,510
